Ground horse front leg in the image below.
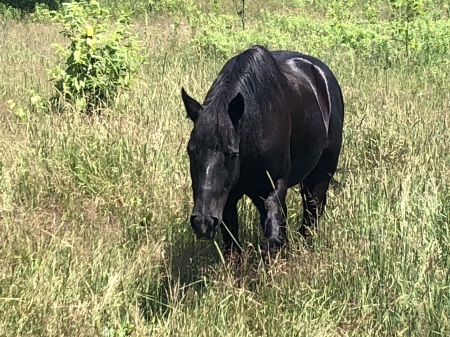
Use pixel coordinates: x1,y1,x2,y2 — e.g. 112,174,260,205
221,190,243,258
252,179,289,252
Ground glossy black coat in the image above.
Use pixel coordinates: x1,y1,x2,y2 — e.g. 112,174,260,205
182,45,344,253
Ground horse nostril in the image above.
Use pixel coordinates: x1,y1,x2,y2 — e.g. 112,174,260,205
190,214,211,235
190,214,220,239
212,217,220,229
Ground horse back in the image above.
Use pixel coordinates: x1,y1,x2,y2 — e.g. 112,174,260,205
273,52,343,136
268,51,344,185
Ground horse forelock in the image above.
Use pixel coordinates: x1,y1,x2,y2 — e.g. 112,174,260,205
191,102,236,150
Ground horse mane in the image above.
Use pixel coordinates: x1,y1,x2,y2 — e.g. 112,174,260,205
193,45,286,149
204,45,285,109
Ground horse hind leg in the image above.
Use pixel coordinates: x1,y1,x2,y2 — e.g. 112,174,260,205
300,148,339,238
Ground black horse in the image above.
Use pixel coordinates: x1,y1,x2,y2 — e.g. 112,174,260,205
182,45,344,254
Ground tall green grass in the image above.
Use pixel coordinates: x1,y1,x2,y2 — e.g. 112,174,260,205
1,1,449,336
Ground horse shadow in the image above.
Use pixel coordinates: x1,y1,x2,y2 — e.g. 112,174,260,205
135,181,347,322
137,219,224,321
136,210,272,322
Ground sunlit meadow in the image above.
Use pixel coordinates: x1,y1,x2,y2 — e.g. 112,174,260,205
0,1,449,336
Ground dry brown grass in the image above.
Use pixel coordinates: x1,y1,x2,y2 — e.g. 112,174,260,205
1,2,450,336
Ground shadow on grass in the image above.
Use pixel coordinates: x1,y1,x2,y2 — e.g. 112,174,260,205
135,203,320,322
137,219,224,321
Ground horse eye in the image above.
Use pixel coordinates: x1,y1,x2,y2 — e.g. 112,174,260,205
187,145,195,154
226,152,239,159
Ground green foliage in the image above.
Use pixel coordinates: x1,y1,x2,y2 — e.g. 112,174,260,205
6,99,28,123
326,0,356,21
0,0,63,12
186,2,450,67
188,13,241,58
390,0,428,21
30,3,59,22
103,0,193,16
0,2,22,19
0,0,194,19
188,12,316,59
389,0,426,57
1,1,450,336
49,0,144,113
102,322,134,337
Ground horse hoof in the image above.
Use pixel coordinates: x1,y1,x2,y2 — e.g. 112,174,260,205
224,245,241,255
261,237,284,253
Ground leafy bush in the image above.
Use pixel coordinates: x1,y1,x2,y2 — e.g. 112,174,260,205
188,13,240,58
0,3,21,19
49,0,144,113
1,0,194,18
30,3,59,22
0,0,64,12
187,5,450,68
187,14,316,59
102,0,193,16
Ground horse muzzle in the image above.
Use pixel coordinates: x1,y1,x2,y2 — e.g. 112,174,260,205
190,214,220,240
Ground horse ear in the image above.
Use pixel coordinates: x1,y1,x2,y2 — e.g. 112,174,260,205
228,92,244,127
181,87,202,122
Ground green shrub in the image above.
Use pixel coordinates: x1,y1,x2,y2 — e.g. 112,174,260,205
188,13,240,58
31,3,59,22
0,0,63,12
187,6,450,68
0,2,22,19
102,0,193,16
188,13,303,59
49,0,144,113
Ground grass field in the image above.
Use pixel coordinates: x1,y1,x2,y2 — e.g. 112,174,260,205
1,1,450,336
